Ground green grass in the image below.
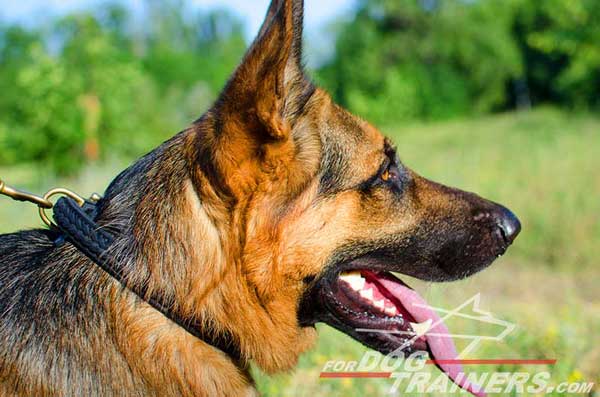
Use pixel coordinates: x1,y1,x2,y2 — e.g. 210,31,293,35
1,108,599,395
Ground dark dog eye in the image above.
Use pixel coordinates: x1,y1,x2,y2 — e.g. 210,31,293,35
360,156,405,193
380,163,401,184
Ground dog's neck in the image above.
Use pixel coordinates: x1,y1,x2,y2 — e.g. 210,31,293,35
86,132,251,394
89,129,315,394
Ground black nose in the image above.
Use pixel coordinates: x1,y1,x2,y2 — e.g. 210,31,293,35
494,207,521,245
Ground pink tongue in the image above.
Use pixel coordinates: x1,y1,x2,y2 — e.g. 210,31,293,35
378,278,486,397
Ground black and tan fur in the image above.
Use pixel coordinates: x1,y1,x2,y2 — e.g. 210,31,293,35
0,1,520,396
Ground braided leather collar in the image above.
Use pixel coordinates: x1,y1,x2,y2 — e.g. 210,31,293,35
52,197,241,362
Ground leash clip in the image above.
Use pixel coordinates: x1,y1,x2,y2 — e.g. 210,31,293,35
0,178,53,209
1,177,97,228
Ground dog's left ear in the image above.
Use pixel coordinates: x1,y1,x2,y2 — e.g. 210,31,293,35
215,0,312,141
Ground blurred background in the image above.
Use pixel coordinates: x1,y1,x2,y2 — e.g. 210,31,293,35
0,0,598,395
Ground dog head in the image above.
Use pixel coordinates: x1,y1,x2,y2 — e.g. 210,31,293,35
183,0,520,382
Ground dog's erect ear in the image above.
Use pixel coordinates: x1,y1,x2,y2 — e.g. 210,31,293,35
215,0,312,141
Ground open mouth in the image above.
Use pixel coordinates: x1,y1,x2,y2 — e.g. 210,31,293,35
326,270,429,353
311,269,486,397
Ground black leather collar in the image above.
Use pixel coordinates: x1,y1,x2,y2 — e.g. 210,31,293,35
52,197,241,362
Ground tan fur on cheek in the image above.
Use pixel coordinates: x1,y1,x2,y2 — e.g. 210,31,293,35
276,189,366,281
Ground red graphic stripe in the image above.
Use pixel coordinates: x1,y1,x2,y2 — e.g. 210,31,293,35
426,359,557,365
320,372,392,378
320,359,557,378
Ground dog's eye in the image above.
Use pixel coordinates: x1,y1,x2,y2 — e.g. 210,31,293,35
381,169,390,182
380,163,401,184
361,157,404,192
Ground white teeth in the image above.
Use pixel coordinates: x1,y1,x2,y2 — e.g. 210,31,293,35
339,271,366,291
410,319,433,337
384,306,398,316
359,288,373,301
339,272,400,318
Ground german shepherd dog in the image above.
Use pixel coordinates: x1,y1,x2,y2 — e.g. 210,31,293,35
0,1,521,396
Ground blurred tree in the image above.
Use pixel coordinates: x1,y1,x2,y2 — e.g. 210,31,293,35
0,8,162,173
318,0,523,125
1,0,598,173
142,0,246,93
513,0,600,109
0,1,246,174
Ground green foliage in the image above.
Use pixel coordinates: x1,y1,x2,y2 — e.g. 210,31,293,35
0,2,245,174
1,0,599,172
0,17,161,173
318,0,522,124
318,0,600,124
514,0,600,108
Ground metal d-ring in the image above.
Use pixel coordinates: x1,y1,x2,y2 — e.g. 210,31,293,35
39,188,86,228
